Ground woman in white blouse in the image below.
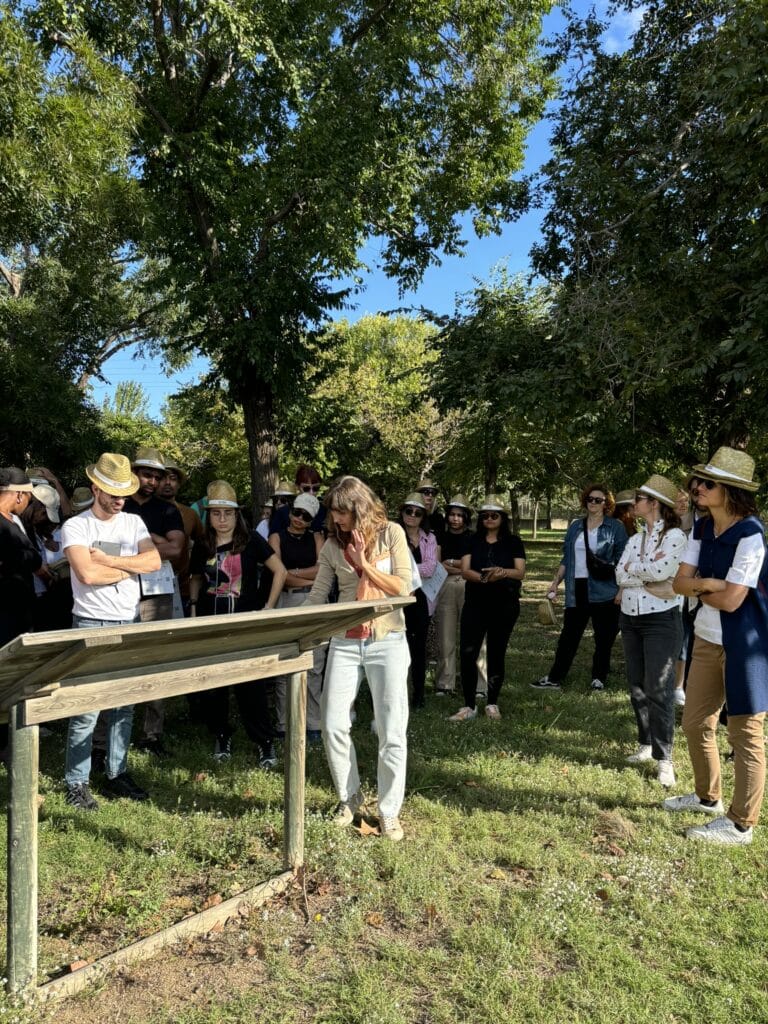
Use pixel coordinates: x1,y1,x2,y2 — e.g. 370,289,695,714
615,475,687,788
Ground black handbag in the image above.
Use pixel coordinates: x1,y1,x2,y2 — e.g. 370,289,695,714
582,520,616,582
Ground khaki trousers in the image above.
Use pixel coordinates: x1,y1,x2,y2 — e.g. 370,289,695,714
682,636,766,828
434,576,487,693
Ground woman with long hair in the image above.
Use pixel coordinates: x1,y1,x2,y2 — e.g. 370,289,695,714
189,481,287,768
305,476,412,841
449,496,525,722
666,448,768,845
615,475,687,787
397,492,440,709
533,483,627,692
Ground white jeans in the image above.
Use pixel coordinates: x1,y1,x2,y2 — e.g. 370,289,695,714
274,589,325,731
321,631,410,818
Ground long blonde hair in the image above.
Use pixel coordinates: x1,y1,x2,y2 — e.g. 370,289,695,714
324,476,389,555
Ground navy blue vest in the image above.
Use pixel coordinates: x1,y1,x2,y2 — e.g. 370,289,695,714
694,515,768,714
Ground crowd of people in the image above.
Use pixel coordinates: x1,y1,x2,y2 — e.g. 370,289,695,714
0,445,765,846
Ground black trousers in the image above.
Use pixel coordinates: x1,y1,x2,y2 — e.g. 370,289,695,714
459,597,519,707
621,608,682,761
201,682,274,749
404,589,430,704
548,578,620,685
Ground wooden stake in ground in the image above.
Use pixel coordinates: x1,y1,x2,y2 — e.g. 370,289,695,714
7,702,39,997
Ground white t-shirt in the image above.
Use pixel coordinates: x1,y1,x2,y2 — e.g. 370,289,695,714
33,528,63,597
573,529,598,579
62,510,150,622
681,532,766,645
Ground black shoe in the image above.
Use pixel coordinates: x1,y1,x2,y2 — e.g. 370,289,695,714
101,772,150,802
213,734,232,763
257,743,278,770
412,698,426,710
530,676,562,691
306,729,322,744
66,783,99,811
91,748,107,774
136,737,171,758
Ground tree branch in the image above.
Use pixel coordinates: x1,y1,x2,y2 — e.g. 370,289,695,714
0,260,23,298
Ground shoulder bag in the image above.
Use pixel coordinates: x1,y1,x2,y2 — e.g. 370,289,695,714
582,520,616,582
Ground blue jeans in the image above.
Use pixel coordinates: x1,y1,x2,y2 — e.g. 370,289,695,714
321,631,410,818
65,616,138,785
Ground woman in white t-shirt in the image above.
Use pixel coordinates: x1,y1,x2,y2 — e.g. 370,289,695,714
666,448,768,845
615,475,686,788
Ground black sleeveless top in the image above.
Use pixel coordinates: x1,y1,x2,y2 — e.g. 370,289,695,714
278,527,317,570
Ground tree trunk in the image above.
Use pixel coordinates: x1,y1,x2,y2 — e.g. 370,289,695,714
239,382,279,513
509,488,520,534
545,491,552,531
532,498,539,540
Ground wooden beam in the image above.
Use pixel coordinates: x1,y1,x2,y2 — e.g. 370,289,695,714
35,870,295,1004
7,705,39,997
22,649,313,726
283,671,307,870
20,635,123,696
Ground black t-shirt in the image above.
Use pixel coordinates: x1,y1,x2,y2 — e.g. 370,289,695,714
190,533,273,614
441,529,473,561
465,532,526,602
427,510,445,545
0,516,43,638
124,495,184,539
278,528,317,571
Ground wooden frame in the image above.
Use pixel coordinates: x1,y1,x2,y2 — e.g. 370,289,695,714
0,598,411,1002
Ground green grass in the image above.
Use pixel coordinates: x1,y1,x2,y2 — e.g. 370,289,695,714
3,539,767,1022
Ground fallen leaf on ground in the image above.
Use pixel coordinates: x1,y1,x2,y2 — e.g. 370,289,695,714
203,893,223,909
463,779,480,788
194,772,207,782
208,920,223,934
68,959,89,972
488,867,507,880
594,889,610,902
425,904,438,928
358,818,380,836
365,912,384,928
245,946,259,957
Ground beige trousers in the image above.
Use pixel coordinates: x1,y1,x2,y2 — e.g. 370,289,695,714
682,636,766,828
434,576,487,693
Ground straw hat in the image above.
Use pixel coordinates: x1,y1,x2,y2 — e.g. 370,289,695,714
132,447,166,471
636,474,678,509
402,492,426,510
446,493,471,511
293,493,320,518
206,481,241,508
71,486,95,513
691,446,759,493
162,459,187,484
416,478,438,493
86,453,139,497
31,483,61,523
614,489,636,506
537,598,557,626
272,479,297,498
478,494,510,515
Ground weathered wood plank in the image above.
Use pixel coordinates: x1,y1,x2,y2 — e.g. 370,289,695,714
283,671,307,870
20,635,123,696
7,705,39,997
35,870,295,1004
22,650,313,725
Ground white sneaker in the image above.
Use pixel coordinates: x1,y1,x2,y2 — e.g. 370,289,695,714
626,744,653,764
485,704,501,720
674,688,686,707
591,678,605,691
330,791,364,827
686,816,753,845
379,815,404,842
657,760,676,788
663,792,724,815
448,706,477,722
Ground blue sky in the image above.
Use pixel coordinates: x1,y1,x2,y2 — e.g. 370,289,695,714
90,1,641,417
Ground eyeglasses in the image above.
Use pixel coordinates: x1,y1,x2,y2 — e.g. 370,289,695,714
300,484,321,493
479,511,501,520
291,509,313,523
403,506,424,517
419,488,438,496
586,496,605,505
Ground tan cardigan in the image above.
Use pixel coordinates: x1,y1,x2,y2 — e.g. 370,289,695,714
305,522,412,639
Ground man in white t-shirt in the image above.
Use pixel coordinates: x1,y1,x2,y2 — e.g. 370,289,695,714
61,453,161,811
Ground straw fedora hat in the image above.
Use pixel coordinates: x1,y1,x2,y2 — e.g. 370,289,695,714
691,447,759,493
636,474,678,509
272,479,297,498
71,486,95,513
614,489,636,506
162,459,187,484
446,493,471,511
207,481,241,508
478,494,510,515
86,453,139,497
132,447,166,471
416,478,438,492
402,492,427,510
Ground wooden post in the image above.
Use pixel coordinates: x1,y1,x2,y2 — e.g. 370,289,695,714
283,670,307,870
7,703,39,997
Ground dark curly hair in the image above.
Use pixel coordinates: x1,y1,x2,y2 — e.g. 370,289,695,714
580,483,616,516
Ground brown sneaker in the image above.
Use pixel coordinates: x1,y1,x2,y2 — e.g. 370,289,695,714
379,815,404,842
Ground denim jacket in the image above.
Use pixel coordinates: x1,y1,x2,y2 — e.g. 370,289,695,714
560,516,628,607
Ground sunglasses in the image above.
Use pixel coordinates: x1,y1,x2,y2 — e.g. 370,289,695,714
586,496,606,505
479,511,501,520
291,509,313,523
274,496,292,506
692,478,717,491
419,488,438,496
300,484,321,493
403,506,424,517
